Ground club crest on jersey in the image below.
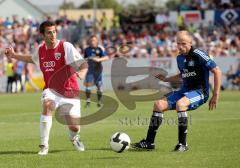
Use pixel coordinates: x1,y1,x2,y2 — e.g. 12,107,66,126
96,49,100,55
188,60,194,66
54,53,61,60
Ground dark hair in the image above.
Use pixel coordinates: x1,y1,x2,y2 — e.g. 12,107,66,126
39,21,56,34
89,34,97,39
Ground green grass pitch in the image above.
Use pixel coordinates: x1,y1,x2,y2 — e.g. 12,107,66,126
0,91,239,168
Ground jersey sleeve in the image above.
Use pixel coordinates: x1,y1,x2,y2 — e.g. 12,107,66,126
31,46,40,66
84,48,88,59
193,49,217,70
63,42,84,65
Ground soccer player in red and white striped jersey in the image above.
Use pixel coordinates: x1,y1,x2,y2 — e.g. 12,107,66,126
5,21,88,155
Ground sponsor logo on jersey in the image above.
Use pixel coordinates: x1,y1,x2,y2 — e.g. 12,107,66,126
182,71,197,78
45,68,54,72
182,69,196,78
43,61,56,68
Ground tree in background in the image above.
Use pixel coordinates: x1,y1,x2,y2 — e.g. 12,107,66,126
59,1,76,10
125,0,156,14
166,0,180,11
79,0,123,14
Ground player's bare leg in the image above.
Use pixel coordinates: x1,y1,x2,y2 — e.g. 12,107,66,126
133,97,169,150
174,96,190,152
38,99,55,156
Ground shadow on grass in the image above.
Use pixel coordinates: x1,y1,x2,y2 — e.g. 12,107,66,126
49,149,74,154
0,150,36,155
0,149,75,155
88,148,112,151
95,156,120,160
128,148,157,152
88,147,156,153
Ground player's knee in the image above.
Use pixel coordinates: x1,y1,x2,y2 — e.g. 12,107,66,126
154,100,167,112
96,85,103,92
84,83,92,87
176,99,188,110
43,100,55,114
97,88,102,92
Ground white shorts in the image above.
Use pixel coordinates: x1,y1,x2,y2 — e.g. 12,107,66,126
41,88,81,117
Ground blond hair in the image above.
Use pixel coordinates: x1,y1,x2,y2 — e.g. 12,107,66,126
176,30,193,42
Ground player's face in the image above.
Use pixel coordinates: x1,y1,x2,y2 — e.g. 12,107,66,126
177,35,192,55
90,37,98,48
43,26,57,46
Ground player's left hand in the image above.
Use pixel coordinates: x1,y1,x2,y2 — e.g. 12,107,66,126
5,46,15,58
155,73,166,81
209,94,219,110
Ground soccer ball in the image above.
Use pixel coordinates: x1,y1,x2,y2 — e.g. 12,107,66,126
110,132,131,153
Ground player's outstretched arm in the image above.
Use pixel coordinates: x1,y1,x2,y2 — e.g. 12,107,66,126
155,73,182,83
91,56,109,62
209,66,222,110
5,46,34,63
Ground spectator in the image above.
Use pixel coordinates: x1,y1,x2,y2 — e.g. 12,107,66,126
13,55,25,93
85,14,94,34
78,15,87,38
155,11,168,31
3,17,12,28
99,12,110,31
5,58,14,93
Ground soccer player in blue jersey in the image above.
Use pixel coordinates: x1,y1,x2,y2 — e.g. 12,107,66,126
84,35,109,107
133,30,222,152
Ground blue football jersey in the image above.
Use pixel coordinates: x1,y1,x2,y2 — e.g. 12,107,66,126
84,45,107,73
177,47,217,96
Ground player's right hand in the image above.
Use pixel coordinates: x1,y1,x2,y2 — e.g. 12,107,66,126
208,94,219,110
5,46,15,58
91,57,100,62
155,73,166,81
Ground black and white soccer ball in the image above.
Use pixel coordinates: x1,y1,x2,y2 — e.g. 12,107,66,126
110,132,131,153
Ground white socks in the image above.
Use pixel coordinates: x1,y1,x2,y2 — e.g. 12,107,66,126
40,115,52,147
68,128,80,141
40,114,80,147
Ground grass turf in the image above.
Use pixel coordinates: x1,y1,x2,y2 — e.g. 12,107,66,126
0,91,239,168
